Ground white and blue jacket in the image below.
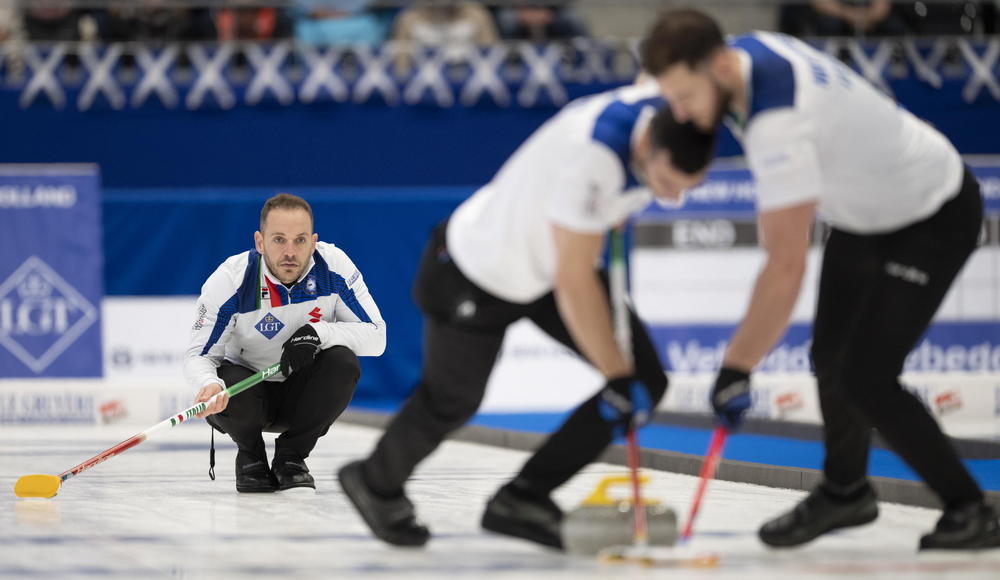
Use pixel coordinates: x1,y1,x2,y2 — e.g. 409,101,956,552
184,241,386,389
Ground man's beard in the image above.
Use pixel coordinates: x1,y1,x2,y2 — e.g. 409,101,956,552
708,79,733,130
265,255,302,284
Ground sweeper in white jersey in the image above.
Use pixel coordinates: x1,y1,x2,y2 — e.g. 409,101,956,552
187,193,386,493
644,8,998,551
338,84,715,549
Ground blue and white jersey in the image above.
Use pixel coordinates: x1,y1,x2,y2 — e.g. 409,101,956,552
184,241,386,390
729,32,963,233
447,82,665,303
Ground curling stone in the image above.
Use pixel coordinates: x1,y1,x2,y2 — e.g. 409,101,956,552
561,474,678,555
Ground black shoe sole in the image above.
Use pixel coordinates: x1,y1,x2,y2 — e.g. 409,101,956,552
338,461,429,547
276,474,316,491
482,508,563,549
237,484,277,493
278,483,316,492
920,529,1000,550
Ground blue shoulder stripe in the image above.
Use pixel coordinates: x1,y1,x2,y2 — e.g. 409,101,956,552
237,250,262,314
313,250,373,323
591,96,666,189
731,35,796,122
201,293,239,356
201,250,259,356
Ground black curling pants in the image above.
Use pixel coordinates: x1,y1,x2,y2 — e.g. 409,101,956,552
811,168,984,508
362,222,668,498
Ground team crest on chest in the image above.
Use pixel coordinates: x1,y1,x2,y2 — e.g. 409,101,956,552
255,313,285,339
305,275,317,295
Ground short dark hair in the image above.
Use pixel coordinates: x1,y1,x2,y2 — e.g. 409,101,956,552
648,105,716,174
260,193,314,231
641,8,725,76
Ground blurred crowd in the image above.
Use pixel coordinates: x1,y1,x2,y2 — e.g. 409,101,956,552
780,1,996,36
0,1,589,45
0,1,995,48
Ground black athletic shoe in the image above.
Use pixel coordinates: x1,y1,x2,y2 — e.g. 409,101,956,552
338,460,430,547
481,483,564,549
236,451,278,493
273,457,316,491
920,502,1000,550
759,484,878,548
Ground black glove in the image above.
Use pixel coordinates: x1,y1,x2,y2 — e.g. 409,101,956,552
597,376,653,439
280,324,321,378
711,367,752,431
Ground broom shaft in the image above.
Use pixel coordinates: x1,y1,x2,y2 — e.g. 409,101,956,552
57,363,280,482
681,425,728,541
626,428,648,545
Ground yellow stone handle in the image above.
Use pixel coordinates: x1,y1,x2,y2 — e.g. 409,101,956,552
581,474,659,507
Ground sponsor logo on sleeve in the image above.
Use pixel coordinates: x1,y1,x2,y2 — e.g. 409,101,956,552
192,303,207,330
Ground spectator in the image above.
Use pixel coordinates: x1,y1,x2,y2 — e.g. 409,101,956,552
777,1,816,37
897,1,985,35
0,0,24,43
392,0,498,71
292,0,385,46
0,0,25,79
23,0,80,41
810,0,907,36
217,1,293,41
496,0,588,41
102,1,216,42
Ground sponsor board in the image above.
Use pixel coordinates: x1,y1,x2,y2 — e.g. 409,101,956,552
647,322,1000,374
934,390,963,416
0,391,94,424
99,399,128,424
0,165,103,377
0,380,191,426
637,162,1000,219
102,297,192,380
481,320,999,431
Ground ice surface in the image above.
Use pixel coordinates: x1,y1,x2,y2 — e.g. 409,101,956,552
2,422,999,579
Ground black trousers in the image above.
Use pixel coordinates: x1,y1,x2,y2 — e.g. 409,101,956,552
811,168,984,508
209,346,360,462
363,223,668,497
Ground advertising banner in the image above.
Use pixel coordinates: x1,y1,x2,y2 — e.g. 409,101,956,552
0,165,103,377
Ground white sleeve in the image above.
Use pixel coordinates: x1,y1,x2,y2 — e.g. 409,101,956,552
545,144,626,234
313,247,387,357
183,266,238,391
745,109,823,212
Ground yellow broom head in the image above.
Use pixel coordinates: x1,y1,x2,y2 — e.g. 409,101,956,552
14,474,62,499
